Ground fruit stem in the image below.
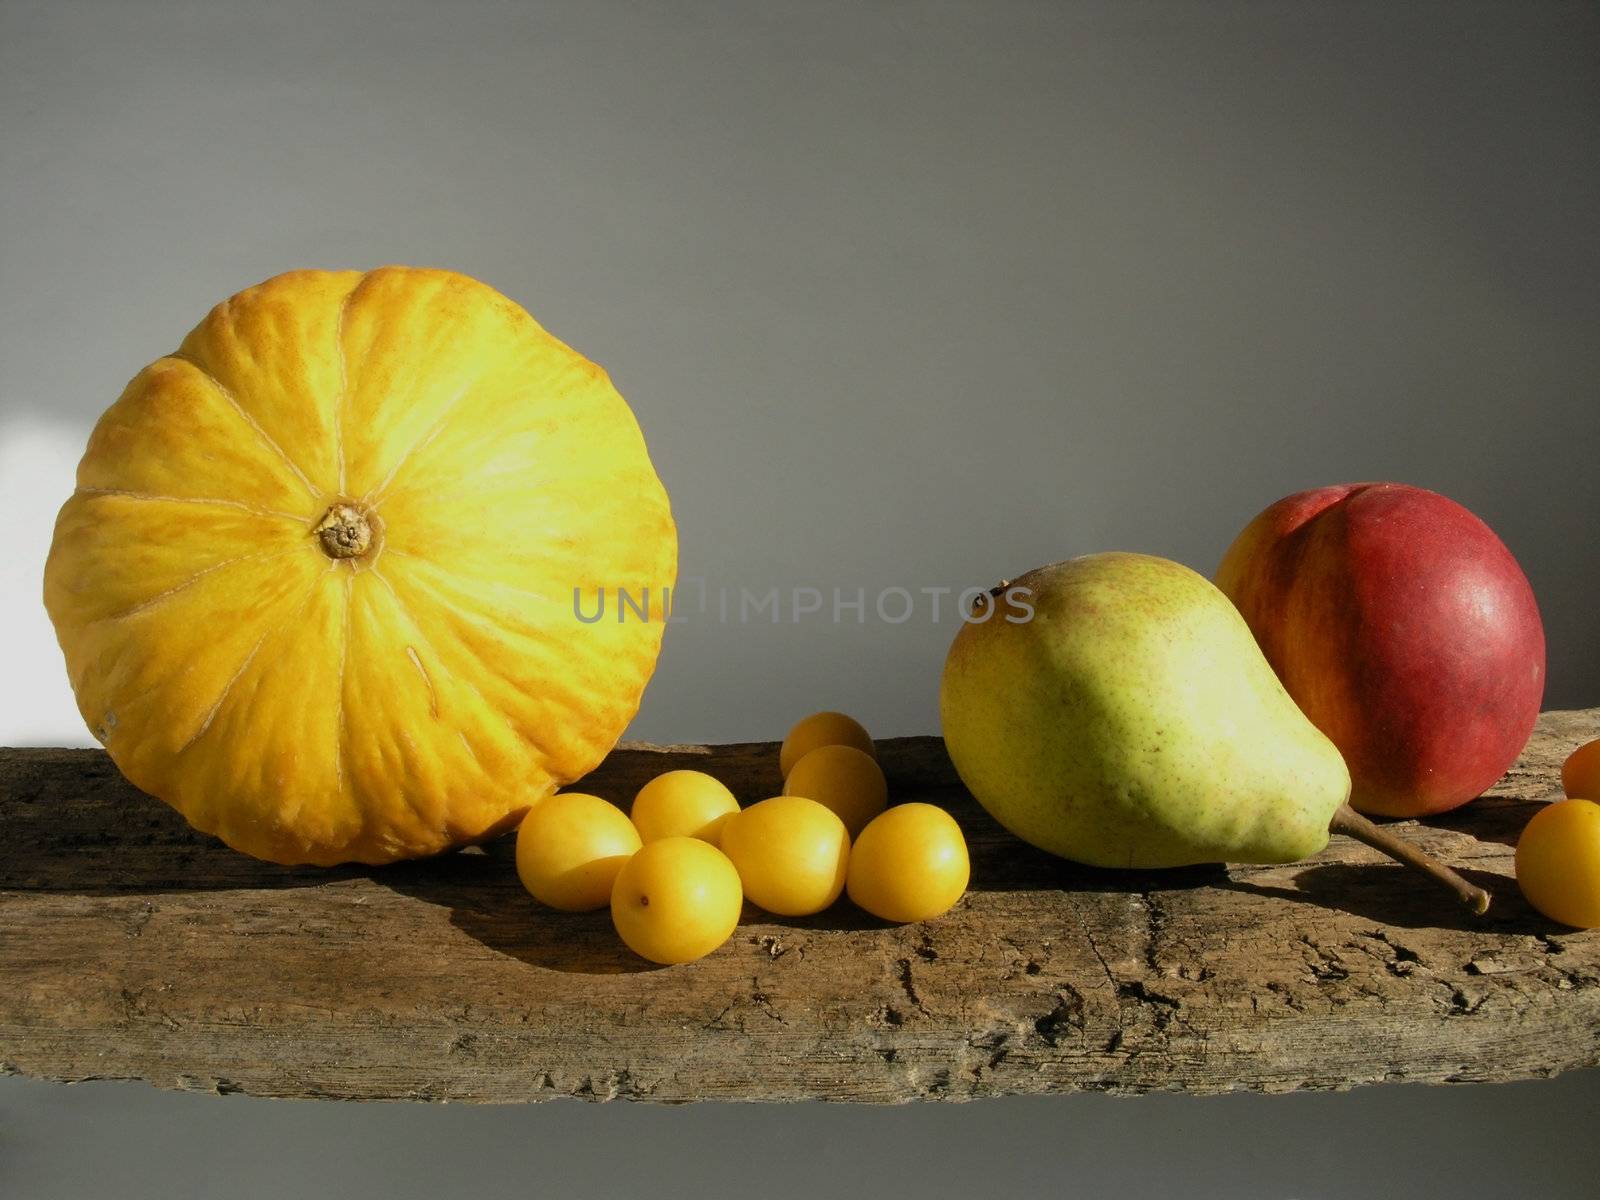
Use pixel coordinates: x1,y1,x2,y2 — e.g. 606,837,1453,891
314,502,375,560
1329,803,1491,915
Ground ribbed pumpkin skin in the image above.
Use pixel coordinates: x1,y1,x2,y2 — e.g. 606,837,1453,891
43,267,677,866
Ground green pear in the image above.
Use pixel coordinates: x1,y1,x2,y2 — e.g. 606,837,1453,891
941,553,1489,909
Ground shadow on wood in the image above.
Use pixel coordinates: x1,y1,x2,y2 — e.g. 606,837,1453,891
0,749,359,895
1218,862,1553,934
378,848,666,976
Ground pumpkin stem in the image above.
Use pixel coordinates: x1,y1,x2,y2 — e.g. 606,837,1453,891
314,503,375,560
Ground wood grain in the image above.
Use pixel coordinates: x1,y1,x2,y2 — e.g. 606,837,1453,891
3,711,1597,1102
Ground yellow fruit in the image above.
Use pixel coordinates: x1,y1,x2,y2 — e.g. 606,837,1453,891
1515,798,1600,929
631,770,739,845
784,744,887,837
611,836,744,964
779,711,874,778
846,803,969,923
515,792,641,912
1562,739,1600,800
43,267,676,865
720,795,850,916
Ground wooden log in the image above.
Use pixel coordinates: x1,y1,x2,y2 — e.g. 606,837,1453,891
2,710,1597,1102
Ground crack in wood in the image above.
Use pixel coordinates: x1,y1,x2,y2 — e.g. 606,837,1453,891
1033,985,1088,1047
895,958,932,1020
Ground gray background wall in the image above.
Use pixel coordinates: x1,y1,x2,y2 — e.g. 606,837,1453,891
2,1,1597,1196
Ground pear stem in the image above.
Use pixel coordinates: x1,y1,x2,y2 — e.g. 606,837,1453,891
1328,804,1491,915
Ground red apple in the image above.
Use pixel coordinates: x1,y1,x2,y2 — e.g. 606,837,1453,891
1217,483,1545,817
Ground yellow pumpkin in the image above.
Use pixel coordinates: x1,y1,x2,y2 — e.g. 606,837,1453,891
44,267,677,866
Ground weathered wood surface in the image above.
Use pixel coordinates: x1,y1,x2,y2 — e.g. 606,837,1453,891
2,711,1598,1103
